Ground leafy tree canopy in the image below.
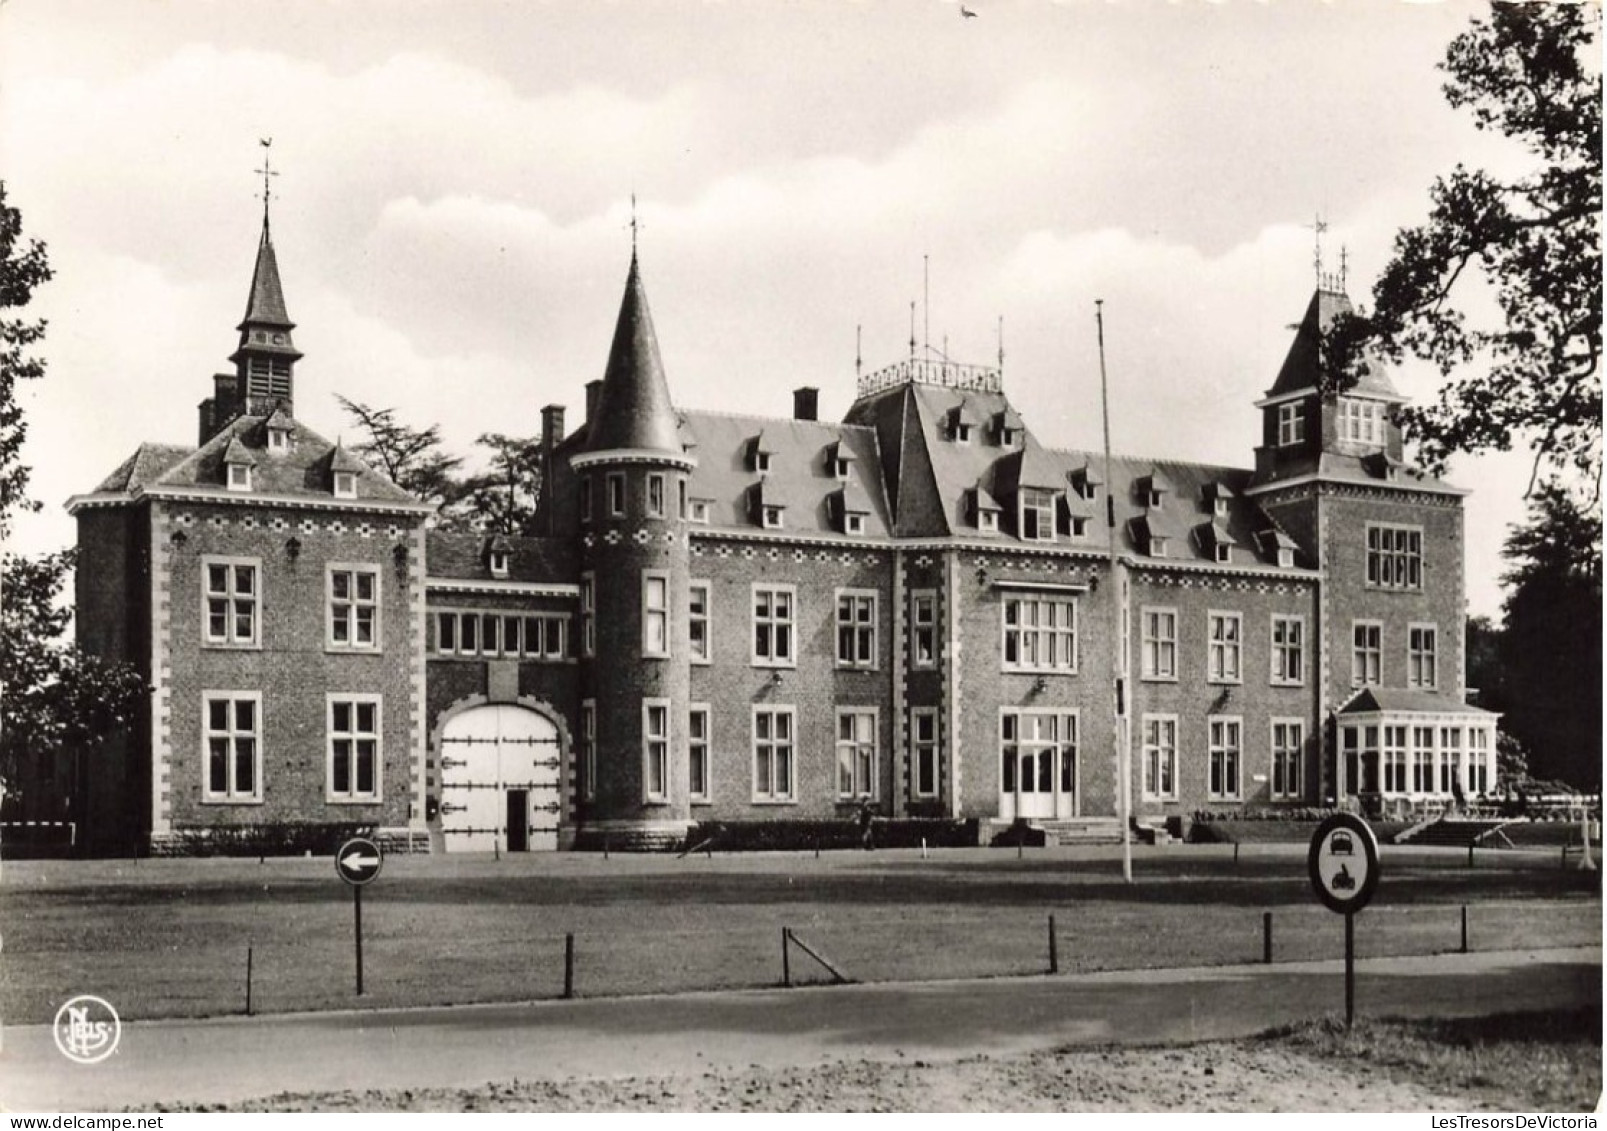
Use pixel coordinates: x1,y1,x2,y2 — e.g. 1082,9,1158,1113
0,181,54,539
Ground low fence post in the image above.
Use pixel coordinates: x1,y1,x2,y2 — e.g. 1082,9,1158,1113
245,943,254,1016
1460,906,1468,954
782,927,792,988
564,932,575,999
1467,842,1475,868
1263,911,1273,965
1048,914,1059,974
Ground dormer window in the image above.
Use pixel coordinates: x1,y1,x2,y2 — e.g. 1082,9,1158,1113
1278,547,1295,568
954,422,972,444
755,452,772,474
1149,488,1164,509
832,457,851,479
999,427,1017,447
489,551,510,578
749,434,775,474
1070,516,1088,538
1019,488,1056,542
1338,397,1385,445
268,428,290,454
1150,534,1169,558
227,462,253,492
333,471,357,499
1071,468,1100,501
689,499,711,524
845,512,865,536
1214,543,1231,564
1214,497,1229,519
979,510,998,534
762,505,785,529
223,436,256,493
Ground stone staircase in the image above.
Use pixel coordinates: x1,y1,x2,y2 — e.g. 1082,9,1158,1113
1395,817,1517,848
1031,817,1125,846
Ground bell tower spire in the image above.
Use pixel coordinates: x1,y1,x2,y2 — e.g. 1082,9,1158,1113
229,139,302,416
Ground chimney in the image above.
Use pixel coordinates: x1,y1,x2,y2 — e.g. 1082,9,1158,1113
585,380,604,430
198,374,242,444
793,386,819,422
541,404,566,452
198,399,216,447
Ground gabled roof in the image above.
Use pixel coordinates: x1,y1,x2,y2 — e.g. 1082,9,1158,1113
994,438,1064,494
93,443,193,493
585,253,684,456
328,442,366,474
1198,520,1238,547
1265,287,1400,400
222,437,258,466
264,405,295,432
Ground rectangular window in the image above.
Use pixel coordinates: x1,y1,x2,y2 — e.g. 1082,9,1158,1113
1208,717,1242,801
521,614,567,660
1271,720,1303,801
753,706,795,802
836,590,877,669
761,505,785,529
752,584,796,667
461,611,480,654
1271,615,1304,686
580,573,595,658
911,709,939,798
1367,524,1424,590
689,581,712,664
1140,607,1177,680
689,500,710,524
580,477,593,522
435,612,459,654
835,708,878,800
643,699,670,803
580,700,596,801
1339,397,1384,444
482,614,502,657
1208,612,1243,683
678,479,688,520
607,472,626,517
911,591,938,669
1352,621,1382,686
1412,727,1436,792
328,567,379,650
1142,715,1178,801
1383,725,1410,794
203,558,259,646
646,473,665,518
203,692,261,802
1470,728,1490,794
1407,624,1438,689
1002,596,1078,673
642,572,670,658
1020,488,1056,542
1277,401,1305,446
1439,727,1463,794
328,695,381,802
689,705,711,803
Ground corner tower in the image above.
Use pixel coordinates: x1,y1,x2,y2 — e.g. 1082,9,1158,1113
571,249,697,848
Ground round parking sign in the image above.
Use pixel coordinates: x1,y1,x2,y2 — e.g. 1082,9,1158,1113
1308,814,1380,914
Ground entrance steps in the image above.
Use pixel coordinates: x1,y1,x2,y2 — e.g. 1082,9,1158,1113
1395,817,1518,848
1030,817,1125,846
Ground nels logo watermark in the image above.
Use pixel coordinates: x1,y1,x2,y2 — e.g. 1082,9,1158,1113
53,995,121,1064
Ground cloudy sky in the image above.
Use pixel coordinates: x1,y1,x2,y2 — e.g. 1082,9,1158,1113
2,0,1543,616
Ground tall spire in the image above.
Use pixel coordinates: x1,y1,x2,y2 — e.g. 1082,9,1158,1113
585,250,684,456
230,141,301,415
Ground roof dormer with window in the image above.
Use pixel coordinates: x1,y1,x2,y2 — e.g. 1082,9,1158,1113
1197,521,1237,564
826,440,855,480
970,480,1002,534
749,482,786,529
1257,529,1300,569
947,403,981,444
486,534,513,579
1203,481,1234,520
264,405,295,455
223,436,257,492
834,482,871,536
1137,470,1170,510
994,408,1023,448
1070,463,1102,502
748,433,775,474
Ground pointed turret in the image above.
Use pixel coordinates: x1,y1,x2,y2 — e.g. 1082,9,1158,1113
1265,286,1399,401
229,214,303,416
585,253,684,456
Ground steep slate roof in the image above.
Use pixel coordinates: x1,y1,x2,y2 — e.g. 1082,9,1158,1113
240,223,293,329
1265,288,1401,400
679,411,892,536
87,415,417,504
1339,688,1497,717
426,532,575,583
585,253,683,456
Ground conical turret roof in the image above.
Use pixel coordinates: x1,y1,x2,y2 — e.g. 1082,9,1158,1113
238,219,294,330
585,253,684,456
1265,287,1399,400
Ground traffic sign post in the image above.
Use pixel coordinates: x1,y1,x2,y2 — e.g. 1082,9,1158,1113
335,837,383,996
1307,814,1380,1028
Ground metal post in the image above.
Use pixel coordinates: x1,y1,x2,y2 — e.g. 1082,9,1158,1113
1096,300,1132,885
564,933,575,999
1344,911,1354,1028
1263,911,1273,964
354,885,365,996
1460,905,1468,954
1467,842,1474,868
782,927,792,987
245,944,254,1016
1049,914,1059,974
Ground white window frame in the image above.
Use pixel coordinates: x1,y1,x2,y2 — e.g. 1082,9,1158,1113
761,504,785,529
1271,614,1305,686
978,509,999,534
1277,401,1305,446
1000,709,1079,805
751,583,797,668
1002,595,1079,674
1382,724,1410,794
752,705,796,803
689,704,711,804
607,472,626,517
844,511,866,536
1470,727,1491,795
1141,714,1178,801
1439,726,1464,794
1352,620,1383,686
333,470,357,499
1339,397,1384,444
520,613,568,661
1140,606,1177,681
227,462,253,492
910,590,938,670
1208,715,1243,802
580,699,597,802
1412,726,1437,793
835,589,878,670
327,564,380,652
835,706,879,801
1366,523,1424,590
1019,488,1056,542
580,572,595,658
754,451,772,474
489,550,510,579
911,708,939,799
688,499,711,524
642,570,670,659
327,693,382,804
689,580,712,665
645,473,666,518
1270,719,1303,801
642,698,671,804
202,690,263,804
1207,611,1243,684
1407,623,1438,689
203,556,261,648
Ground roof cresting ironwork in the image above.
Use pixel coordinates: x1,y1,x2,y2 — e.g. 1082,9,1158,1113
856,356,1003,400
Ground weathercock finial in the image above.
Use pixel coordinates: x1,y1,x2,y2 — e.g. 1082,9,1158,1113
1309,213,1328,286
256,138,278,234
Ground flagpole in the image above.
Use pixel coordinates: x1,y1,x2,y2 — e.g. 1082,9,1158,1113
1097,300,1133,883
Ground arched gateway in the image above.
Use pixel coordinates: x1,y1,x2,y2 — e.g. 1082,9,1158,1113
438,704,562,852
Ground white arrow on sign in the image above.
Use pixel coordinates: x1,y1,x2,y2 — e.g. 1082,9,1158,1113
341,850,379,871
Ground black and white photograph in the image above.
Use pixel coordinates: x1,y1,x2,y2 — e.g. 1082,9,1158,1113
0,0,1600,1116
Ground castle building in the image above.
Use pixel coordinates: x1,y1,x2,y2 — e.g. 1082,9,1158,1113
63,213,1498,855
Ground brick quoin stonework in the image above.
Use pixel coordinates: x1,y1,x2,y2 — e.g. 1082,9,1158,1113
61,217,1498,855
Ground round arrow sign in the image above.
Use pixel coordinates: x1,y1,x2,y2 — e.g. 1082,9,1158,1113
1307,814,1380,914
335,836,384,887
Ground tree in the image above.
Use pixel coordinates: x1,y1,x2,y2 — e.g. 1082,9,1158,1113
1329,3,1601,494
459,431,544,535
0,181,53,539
1497,482,1602,790
335,395,467,509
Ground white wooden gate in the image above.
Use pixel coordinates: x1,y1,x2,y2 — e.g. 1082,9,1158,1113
438,705,562,852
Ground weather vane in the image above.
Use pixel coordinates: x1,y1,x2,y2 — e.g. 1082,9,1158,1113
1309,214,1328,285
627,192,642,253
256,137,278,229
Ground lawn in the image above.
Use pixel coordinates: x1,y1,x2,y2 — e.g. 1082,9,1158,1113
2,843,1598,1025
